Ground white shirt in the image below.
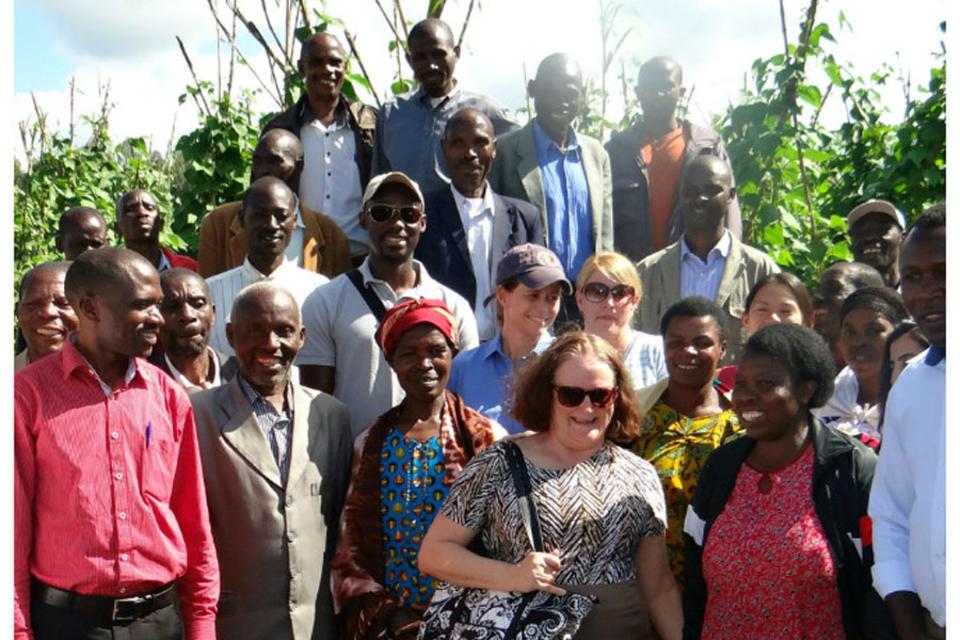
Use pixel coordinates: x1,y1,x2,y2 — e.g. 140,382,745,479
206,257,329,356
296,258,479,436
680,230,732,299
164,347,222,390
869,350,945,626
299,115,365,256
284,206,306,268
451,183,496,341
813,366,881,440
622,330,668,389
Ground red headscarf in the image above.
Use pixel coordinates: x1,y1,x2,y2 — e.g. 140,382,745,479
374,298,459,360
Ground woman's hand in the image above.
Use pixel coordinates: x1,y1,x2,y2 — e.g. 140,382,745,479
510,550,567,595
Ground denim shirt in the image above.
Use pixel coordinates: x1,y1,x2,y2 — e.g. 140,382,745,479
531,120,594,281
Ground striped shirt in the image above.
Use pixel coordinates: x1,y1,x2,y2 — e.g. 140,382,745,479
206,257,328,356
680,230,732,300
237,376,294,484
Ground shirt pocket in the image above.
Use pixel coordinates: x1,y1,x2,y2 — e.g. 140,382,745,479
141,437,177,502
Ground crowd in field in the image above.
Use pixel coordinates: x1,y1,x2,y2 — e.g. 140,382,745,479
13,17,946,640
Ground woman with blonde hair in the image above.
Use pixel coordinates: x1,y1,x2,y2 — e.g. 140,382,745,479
575,251,667,389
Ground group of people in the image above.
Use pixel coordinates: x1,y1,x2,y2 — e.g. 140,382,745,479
14,16,946,640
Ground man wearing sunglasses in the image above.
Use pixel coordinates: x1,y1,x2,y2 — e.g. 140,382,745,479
298,171,479,436
635,155,779,363
416,108,544,341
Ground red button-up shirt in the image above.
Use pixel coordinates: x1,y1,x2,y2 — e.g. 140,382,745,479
14,339,220,639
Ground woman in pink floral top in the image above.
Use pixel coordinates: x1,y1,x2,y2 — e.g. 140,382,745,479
682,324,895,640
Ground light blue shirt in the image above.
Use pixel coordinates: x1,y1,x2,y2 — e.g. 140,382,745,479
623,330,668,389
869,348,946,626
448,332,554,434
531,120,593,281
679,230,732,300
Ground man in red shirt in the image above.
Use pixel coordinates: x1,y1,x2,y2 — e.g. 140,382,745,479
116,189,198,272
14,247,219,639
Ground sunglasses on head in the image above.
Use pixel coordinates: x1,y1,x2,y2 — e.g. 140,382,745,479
366,203,424,224
581,282,635,304
552,385,619,408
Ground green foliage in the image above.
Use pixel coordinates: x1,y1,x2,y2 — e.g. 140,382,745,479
173,83,261,250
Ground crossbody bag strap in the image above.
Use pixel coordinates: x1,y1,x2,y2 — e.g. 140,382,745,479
503,441,544,553
345,269,387,322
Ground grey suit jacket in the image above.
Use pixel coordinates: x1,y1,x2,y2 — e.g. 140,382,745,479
635,235,780,363
190,377,353,640
488,120,614,253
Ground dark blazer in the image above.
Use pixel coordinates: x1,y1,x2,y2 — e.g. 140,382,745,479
190,378,353,640
415,186,544,305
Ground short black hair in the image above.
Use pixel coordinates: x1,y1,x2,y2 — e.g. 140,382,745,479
879,319,929,426
909,202,945,232
57,206,105,236
408,18,455,48
659,296,728,342
64,247,151,304
742,323,836,408
160,267,210,298
840,286,909,325
744,272,814,324
18,261,71,301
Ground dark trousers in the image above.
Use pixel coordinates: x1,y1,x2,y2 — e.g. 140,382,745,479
31,598,184,640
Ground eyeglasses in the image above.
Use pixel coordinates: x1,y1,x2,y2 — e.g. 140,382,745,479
552,385,619,408
366,203,424,224
581,282,635,304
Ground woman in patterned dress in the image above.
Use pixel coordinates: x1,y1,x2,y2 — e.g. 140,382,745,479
575,251,667,389
419,332,683,640
330,298,505,639
683,324,894,640
631,297,742,587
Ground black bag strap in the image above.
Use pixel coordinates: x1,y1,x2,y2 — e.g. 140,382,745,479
503,441,544,553
346,269,387,322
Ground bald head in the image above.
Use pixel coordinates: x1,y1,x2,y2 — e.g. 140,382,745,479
65,247,156,304
637,56,685,127
529,53,584,144
252,129,305,187
408,18,455,49
683,155,732,189
57,207,107,260
534,53,583,85
231,281,300,326
299,32,344,62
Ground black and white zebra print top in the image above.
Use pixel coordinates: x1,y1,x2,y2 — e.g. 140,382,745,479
440,440,667,584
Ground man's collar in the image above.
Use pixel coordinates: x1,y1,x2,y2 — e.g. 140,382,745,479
62,336,141,395
237,373,294,412
241,255,299,280
450,182,495,219
925,345,946,366
680,229,732,261
156,248,173,272
415,82,459,107
358,256,426,288
297,94,350,129
532,119,579,153
164,346,220,389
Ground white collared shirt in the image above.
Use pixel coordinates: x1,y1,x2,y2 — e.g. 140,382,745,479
869,350,946,625
679,230,732,299
206,257,329,356
451,183,496,340
156,250,173,273
284,206,307,267
164,347,222,390
299,115,365,256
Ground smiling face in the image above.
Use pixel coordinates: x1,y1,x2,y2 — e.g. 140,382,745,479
159,272,214,359
576,271,640,336
663,314,726,390
227,288,305,396
362,183,425,264
680,158,732,232
388,324,453,403
529,55,584,142
888,332,926,384
442,110,495,198
850,213,903,273
734,352,813,442
241,181,297,266
116,190,162,244
742,283,807,336
92,261,164,359
17,268,78,359
298,33,346,103
407,27,458,98
899,225,946,348
840,308,895,382
497,281,562,340
548,351,618,455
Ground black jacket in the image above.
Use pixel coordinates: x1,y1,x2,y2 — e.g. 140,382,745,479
263,95,378,189
682,417,895,640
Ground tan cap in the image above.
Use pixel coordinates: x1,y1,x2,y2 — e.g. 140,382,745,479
362,172,425,209
847,199,906,231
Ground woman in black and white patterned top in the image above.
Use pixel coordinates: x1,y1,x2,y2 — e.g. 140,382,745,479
419,332,683,639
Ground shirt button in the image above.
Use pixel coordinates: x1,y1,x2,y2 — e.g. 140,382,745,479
285,495,294,507
327,172,331,177
111,432,120,440
120,553,129,561
287,530,297,542
115,473,123,481
119,587,127,594
119,512,127,520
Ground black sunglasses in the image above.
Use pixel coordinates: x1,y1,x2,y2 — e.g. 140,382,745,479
366,203,424,224
553,385,619,408
581,282,635,304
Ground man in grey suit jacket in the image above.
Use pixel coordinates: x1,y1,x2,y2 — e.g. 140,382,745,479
190,282,352,639
416,108,544,340
636,155,779,363
487,53,613,321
